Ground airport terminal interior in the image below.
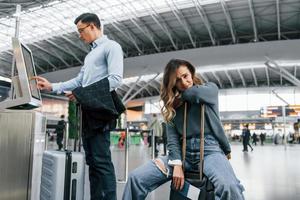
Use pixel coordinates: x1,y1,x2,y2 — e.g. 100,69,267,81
0,0,300,200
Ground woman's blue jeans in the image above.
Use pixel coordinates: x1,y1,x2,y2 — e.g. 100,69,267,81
122,136,245,200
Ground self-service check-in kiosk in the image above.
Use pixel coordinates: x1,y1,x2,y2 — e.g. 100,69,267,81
0,37,46,200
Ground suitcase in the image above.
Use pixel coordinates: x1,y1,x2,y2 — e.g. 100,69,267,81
40,104,85,200
40,150,85,200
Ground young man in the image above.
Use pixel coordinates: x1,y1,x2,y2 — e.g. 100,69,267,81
34,13,123,200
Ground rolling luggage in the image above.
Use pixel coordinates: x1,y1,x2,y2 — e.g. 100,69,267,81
40,150,85,200
40,105,85,200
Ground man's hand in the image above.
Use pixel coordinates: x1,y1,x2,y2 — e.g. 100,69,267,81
226,153,231,160
172,165,184,191
64,91,76,102
32,76,52,91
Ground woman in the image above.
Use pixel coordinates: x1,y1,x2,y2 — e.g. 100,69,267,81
122,59,244,200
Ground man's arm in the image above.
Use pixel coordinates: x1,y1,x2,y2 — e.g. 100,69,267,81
51,67,84,94
33,66,84,94
106,41,123,91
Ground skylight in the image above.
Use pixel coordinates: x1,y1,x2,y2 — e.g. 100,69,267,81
0,0,230,52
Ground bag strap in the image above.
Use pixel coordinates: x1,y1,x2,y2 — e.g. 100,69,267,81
181,102,187,171
181,102,205,181
199,104,205,180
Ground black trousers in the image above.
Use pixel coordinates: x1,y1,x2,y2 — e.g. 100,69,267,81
82,130,116,200
56,133,63,150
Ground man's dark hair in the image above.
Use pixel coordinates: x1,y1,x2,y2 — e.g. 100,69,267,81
60,114,65,119
74,13,101,29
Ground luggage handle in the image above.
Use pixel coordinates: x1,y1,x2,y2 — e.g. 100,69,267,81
63,120,69,150
63,103,82,152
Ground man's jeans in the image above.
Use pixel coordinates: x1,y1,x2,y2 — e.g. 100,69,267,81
122,135,245,200
83,130,116,200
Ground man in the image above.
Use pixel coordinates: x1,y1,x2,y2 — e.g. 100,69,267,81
56,114,66,150
242,124,253,152
34,13,123,200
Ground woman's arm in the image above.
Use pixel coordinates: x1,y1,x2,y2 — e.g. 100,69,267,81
167,122,185,190
166,122,182,164
181,82,218,105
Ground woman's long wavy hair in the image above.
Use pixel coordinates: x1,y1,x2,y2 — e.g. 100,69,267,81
160,59,203,122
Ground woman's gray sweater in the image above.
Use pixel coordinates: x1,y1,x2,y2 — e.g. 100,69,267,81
167,82,231,162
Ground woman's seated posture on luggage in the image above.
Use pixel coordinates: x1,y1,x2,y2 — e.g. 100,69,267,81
122,59,245,200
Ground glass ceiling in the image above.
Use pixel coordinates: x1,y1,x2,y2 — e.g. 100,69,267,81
0,0,231,52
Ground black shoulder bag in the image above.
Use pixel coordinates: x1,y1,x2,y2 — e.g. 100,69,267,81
170,102,215,200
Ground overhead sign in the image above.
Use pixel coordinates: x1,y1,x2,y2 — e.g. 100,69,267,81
261,105,300,117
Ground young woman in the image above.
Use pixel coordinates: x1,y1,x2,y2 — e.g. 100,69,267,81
122,59,245,200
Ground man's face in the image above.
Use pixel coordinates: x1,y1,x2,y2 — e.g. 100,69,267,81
77,21,95,43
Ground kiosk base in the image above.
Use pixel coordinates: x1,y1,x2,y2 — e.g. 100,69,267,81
0,110,46,200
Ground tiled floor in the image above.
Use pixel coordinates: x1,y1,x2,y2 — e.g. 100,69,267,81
49,141,300,200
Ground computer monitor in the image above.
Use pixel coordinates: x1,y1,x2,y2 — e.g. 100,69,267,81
0,37,42,110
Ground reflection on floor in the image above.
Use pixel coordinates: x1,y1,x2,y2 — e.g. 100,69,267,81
76,143,300,200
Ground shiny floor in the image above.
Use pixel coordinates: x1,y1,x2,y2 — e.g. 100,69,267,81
47,142,300,200
81,143,300,200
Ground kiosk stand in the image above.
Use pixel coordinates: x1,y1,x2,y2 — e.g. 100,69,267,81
0,37,46,200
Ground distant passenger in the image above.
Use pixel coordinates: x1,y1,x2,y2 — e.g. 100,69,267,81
252,132,258,146
55,115,66,150
122,59,245,200
260,132,266,145
242,124,253,152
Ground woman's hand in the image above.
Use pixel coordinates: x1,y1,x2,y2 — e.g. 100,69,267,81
172,165,184,190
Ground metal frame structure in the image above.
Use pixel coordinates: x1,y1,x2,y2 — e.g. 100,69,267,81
0,0,299,101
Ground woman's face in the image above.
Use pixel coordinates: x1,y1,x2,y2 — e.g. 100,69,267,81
175,65,193,92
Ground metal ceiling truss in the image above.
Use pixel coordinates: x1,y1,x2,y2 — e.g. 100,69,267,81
137,81,152,96
265,59,300,87
224,70,234,87
212,71,223,88
192,0,216,45
276,0,281,40
122,76,143,102
265,67,270,86
166,0,196,48
30,43,70,67
60,35,89,54
33,53,58,70
92,0,144,54
46,39,83,65
247,0,258,42
111,21,143,55
121,0,160,52
30,43,69,65
220,0,236,44
143,0,178,50
199,72,208,82
124,73,159,104
147,81,160,94
237,69,246,87
251,68,258,86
